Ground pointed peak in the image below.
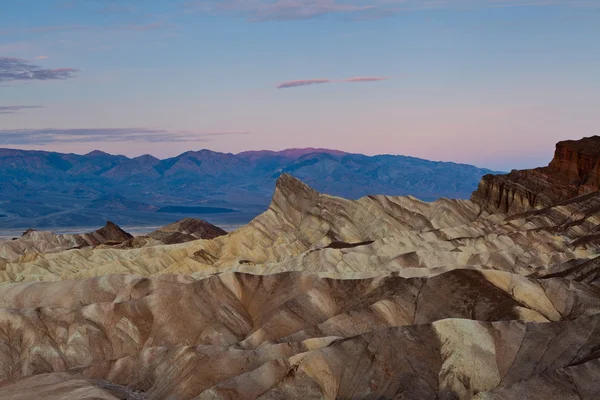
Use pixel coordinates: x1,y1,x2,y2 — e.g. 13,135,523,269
96,221,133,239
271,174,320,212
275,173,313,191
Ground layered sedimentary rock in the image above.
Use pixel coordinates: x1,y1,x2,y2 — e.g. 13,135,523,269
2,137,600,399
472,136,600,213
0,221,132,262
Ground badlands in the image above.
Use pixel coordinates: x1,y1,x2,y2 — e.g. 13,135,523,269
1,137,600,399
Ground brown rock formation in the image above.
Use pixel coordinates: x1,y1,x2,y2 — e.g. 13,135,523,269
146,218,227,244
91,221,134,244
114,218,227,248
471,136,600,213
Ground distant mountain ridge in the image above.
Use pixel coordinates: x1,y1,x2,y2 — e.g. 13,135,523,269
0,147,500,228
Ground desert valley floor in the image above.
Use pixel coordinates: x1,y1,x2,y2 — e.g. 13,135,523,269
1,137,600,399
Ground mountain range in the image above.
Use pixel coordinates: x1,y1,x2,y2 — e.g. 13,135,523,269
0,147,498,229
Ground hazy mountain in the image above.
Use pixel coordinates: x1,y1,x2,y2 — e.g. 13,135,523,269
0,147,499,228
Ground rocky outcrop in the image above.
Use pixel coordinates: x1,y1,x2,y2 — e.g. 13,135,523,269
549,136,600,191
472,136,600,213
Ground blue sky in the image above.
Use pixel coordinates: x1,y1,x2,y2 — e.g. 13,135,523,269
1,0,599,170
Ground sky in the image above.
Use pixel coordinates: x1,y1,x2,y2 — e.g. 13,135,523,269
0,0,599,171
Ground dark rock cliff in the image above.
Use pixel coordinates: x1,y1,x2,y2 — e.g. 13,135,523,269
471,136,600,213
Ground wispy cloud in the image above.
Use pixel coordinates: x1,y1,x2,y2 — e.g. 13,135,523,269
188,0,600,21
0,57,78,83
277,75,389,89
0,128,249,145
344,76,389,83
0,106,43,115
277,79,332,89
